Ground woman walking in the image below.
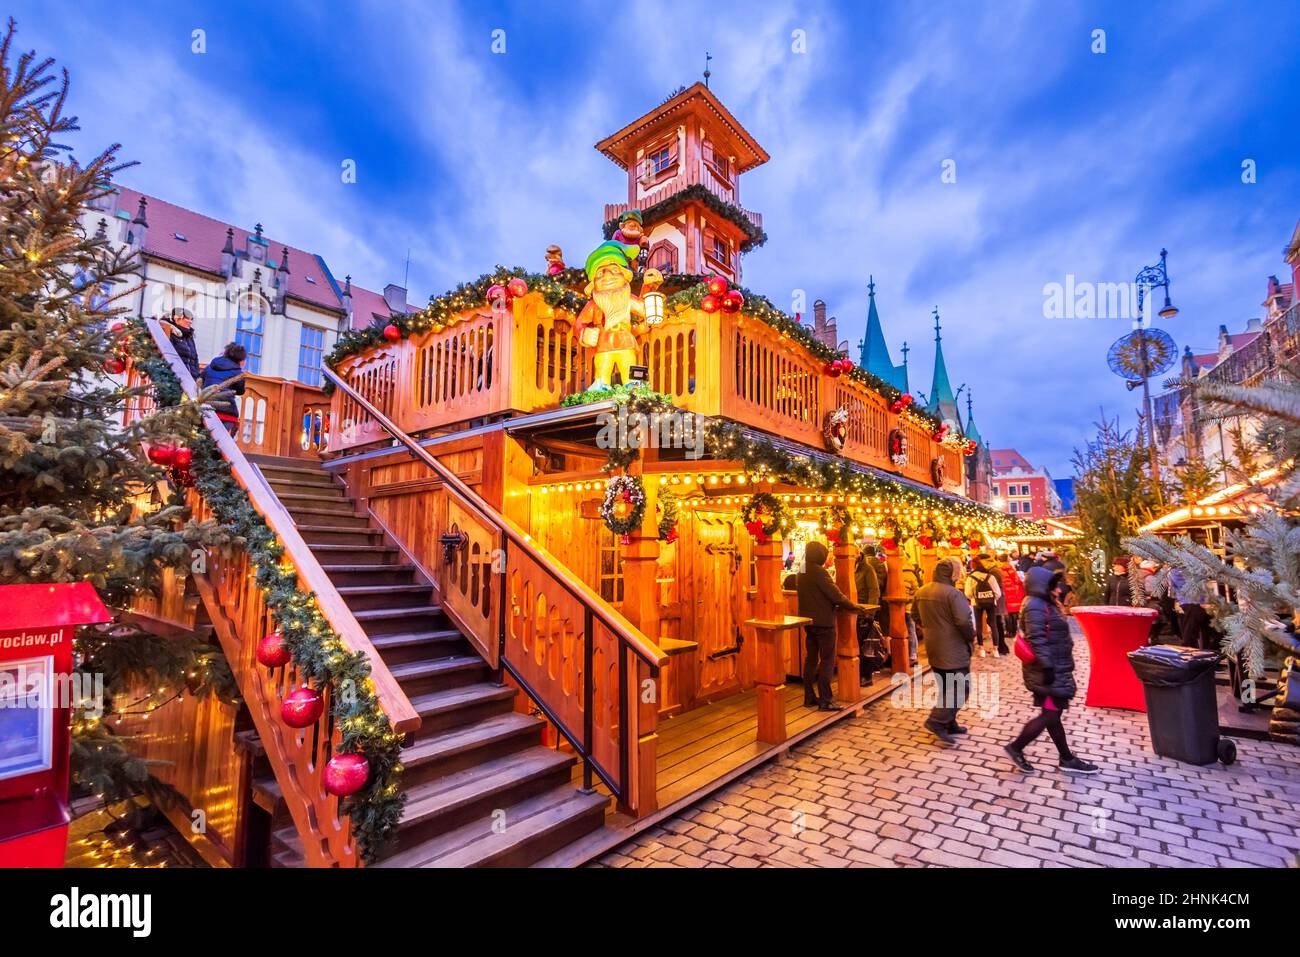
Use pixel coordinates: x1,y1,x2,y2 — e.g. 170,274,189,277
1004,566,1099,774
998,554,1024,646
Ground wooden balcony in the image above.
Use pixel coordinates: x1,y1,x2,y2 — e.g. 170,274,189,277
604,157,763,231
328,293,967,496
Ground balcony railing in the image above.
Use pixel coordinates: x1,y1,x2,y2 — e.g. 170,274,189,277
604,157,763,232
327,293,967,496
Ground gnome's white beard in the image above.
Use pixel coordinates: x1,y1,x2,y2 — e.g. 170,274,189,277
593,286,632,328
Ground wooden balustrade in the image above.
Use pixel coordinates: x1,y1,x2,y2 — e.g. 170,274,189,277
325,293,968,496
128,320,420,868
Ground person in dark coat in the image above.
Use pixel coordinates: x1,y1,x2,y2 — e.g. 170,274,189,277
1004,566,1099,774
199,342,247,435
1105,558,1133,607
794,540,875,711
913,562,975,743
160,308,200,379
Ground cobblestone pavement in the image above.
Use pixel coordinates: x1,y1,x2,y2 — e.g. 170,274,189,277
596,630,1300,868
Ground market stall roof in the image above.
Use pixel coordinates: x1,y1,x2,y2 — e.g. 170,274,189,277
1138,461,1289,534
1006,516,1083,544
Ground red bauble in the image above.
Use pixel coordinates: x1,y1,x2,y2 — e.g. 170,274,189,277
486,283,507,304
281,687,324,728
722,290,744,313
147,444,176,466
103,357,126,375
823,362,842,378
701,294,720,313
256,630,292,668
838,359,853,373
382,324,401,342
109,321,126,333
969,538,981,549
706,276,728,297
170,447,193,469
323,752,370,797
506,277,529,299
918,535,933,548
949,536,963,547
882,538,898,552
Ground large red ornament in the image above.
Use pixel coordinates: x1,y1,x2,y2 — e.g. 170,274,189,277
506,277,529,299
700,294,720,313
823,362,842,378
323,753,370,797
281,687,324,728
970,537,981,549
882,538,898,552
706,276,728,297
256,630,292,668
170,447,193,470
949,536,963,547
918,535,933,548
147,444,176,466
722,290,744,313
103,357,126,375
382,324,401,342
486,283,507,304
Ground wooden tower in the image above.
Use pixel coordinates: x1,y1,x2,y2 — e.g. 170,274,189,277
596,82,769,283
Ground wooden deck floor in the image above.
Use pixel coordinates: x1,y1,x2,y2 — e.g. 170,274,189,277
544,665,922,867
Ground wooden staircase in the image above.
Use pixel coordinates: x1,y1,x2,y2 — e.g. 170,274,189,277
246,453,608,867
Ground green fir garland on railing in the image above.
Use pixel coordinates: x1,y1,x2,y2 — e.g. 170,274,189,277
602,184,769,251
128,319,406,862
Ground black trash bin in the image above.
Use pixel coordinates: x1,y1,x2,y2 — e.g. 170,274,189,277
1127,645,1236,765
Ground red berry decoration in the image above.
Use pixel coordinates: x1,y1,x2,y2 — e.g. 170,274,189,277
147,444,176,466
506,277,529,299
281,687,324,729
323,753,370,797
382,324,401,342
706,275,728,297
256,630,292,668
701,294,720,313
722,290,744,313
486,283,507,304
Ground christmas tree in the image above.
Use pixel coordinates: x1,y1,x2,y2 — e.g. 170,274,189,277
1124,372,1300,682
0,20,235,810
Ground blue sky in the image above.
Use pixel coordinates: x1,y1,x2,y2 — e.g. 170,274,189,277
16,0,1300,476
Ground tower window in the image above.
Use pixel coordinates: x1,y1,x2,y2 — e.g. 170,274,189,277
648,145,673,176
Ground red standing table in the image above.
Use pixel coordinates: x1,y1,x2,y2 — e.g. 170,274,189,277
1071,606,1157,711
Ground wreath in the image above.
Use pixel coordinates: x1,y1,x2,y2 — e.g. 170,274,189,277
742,492,793,543
822,407,849,454
820,504,852,544
888,427,908,469
657,488,680,543
601,475,646,542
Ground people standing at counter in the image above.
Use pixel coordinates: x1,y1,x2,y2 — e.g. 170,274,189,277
794,540,876,712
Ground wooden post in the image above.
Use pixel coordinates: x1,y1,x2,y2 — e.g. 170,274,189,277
884,544,909,674
833,540,861,702
746,537,806,744
617,460,659,816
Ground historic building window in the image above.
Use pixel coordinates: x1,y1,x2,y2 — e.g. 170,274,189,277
648,239,678,274
598,526,625,604
298,324,325,386
235,296,265,374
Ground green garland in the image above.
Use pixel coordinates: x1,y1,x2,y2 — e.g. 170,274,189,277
128,319,405,862
602,184,769,252
706,421,1040,537
820,504,853,543
564,385,679,471
658,488,680,542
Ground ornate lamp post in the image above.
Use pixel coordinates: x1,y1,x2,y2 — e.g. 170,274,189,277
1131,249,1180,507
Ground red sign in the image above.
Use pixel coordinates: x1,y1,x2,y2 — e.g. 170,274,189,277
0,583,110,867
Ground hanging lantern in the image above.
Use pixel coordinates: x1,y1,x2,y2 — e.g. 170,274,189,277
643,288,666,325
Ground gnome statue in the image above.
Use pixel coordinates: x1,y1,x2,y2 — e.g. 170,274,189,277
577,240,662,388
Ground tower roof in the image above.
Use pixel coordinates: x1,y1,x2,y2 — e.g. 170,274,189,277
926,307,963,430
595,82,769,173
856,277,908,392
964,391,984,446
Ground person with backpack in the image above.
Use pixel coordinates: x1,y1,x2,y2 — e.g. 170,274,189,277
965,554,1004,657
914,561,976,743
999,554,1025,645
199,342,247,436
1004,566,1099,775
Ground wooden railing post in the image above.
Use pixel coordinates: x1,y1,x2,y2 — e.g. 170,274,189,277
745,531,807,745
617,461,659,816
883,543,909,675
833,541,862,702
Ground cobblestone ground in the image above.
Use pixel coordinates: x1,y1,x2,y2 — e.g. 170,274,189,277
596,629,1300,868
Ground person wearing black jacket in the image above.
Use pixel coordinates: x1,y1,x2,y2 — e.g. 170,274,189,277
1004,566,1099,774
1105,559,1133,607
199,342,247,435
795,540,876,711
160,308,200,379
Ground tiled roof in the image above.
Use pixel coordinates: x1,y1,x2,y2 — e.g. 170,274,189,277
346,283,398,330
989,448,1034,472
114,187,344,314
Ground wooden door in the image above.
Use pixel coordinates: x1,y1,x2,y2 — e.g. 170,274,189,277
682,514,744,704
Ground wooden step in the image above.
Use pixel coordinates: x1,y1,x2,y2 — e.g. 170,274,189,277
337,583,435,612
370,629,467,664
257,463,337,486
388,654,489,698
275,488,351,506
389,747,576,851
248,453,328,471
379,786,607,868
251,775,285,816
320,564,421,588
400,711,540,784
351,604,447,635
296,525,385,547
288,507,372,527
270,825,305,868
308,544,400,566
407,682,515,734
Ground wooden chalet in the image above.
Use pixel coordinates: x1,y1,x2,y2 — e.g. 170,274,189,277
116,88,1030,869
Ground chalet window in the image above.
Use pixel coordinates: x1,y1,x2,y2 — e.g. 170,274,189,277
702,140,731,184
598,526,625,604
235,297,265,374
648,145,673,175
641,137,678,183
648,239,678,274
297,324,325,386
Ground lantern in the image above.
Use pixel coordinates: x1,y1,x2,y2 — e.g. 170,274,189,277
643,288,665,325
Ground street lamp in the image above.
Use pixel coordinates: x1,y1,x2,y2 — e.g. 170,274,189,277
1132,248,1179,507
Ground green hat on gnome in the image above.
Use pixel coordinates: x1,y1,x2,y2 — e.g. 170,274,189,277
583,240,639,294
